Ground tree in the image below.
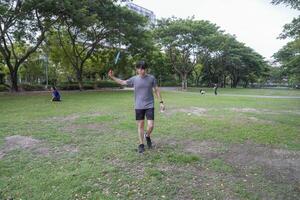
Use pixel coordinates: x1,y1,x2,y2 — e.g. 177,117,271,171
0,0,65,92
271,0,300,39
271,0,300,10
18,50,44,84
199,34,269,88
273,39,300,86
155,17,220,90
53,0,149,90
272,0,300,86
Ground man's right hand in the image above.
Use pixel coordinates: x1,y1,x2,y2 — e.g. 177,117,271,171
108,69,114,78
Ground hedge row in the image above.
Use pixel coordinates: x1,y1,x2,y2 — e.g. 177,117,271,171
0,84,9,92
57,81,121,90
0,81,122,92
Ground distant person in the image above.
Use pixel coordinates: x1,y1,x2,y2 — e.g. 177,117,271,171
108,61,165,153
214,84,218,95
199,89,205,95
51,86,61,101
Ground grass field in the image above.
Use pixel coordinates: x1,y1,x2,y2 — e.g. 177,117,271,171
0,88,299,200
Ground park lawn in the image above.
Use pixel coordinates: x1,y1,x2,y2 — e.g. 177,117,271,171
0,89,299,200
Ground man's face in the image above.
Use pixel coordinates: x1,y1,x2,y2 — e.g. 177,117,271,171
136,68,146,76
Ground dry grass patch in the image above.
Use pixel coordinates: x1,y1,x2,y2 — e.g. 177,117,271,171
162,107,208,117
0,135,79,159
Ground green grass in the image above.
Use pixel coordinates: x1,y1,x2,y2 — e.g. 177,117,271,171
188,87,300,96
0,89,299,199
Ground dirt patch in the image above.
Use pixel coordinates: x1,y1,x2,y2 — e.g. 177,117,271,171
162,107,208,117
229,108,300,116
104,139,299,199
2,135,41,151
53,144,79,154
178,139,300,184
183,140,227,159
223,141,300,184
0,135,79,159
104,155,239,199
0,135,44,158
163,138,300,198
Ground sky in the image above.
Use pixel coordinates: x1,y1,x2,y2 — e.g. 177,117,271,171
132,0,299,60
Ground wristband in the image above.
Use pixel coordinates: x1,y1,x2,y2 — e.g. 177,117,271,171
160,101,164,104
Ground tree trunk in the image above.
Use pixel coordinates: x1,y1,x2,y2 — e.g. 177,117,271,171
181,73,188,90
76,69,84,91
9,69,19,92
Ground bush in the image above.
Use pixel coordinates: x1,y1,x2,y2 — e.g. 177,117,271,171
83,83,95,90
57,83,80,90
57,81,121,90
20,83,45,91
160,81,180,87
95,80,121,88
0,84,9,92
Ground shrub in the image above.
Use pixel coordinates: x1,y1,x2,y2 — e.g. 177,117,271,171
19,83,45,91
95,80,121,88
57,83,80,90
0,84,9,92
83,82,95,90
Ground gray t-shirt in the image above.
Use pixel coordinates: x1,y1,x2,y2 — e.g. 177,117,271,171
126,74,157,109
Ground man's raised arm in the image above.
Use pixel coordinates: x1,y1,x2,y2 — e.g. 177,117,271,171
108,69,127,85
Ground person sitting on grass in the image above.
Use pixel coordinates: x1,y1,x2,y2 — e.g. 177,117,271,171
51,86,61,101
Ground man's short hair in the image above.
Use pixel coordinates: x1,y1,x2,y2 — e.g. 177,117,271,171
136,61,148,69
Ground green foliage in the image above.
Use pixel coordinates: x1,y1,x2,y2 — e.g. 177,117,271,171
0,84,9,92
19,83,45,91
272,0,300,87
280,16,300,39
273,39,300,86
155,17,222,89
57,80,120,90
57,83,80,90
271,0,300,10
95,80,121,88
48,0,149,90
155,18,269,88
0,0,68,91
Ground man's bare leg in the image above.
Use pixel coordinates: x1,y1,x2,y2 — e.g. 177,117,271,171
137,120,145,145
146,120,154,137
145,120,154,148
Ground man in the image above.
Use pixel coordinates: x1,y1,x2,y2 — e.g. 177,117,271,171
108,61,165,153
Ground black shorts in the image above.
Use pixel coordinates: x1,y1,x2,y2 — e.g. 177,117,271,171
135,108,154,120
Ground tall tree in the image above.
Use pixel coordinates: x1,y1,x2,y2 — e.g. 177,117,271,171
272,0,300,86
273,39,300,86
155,17,220,90
199,34,269,88
0,0,65,92
53,0,148,90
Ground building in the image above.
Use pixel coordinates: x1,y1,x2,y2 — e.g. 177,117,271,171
123,0,156,24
